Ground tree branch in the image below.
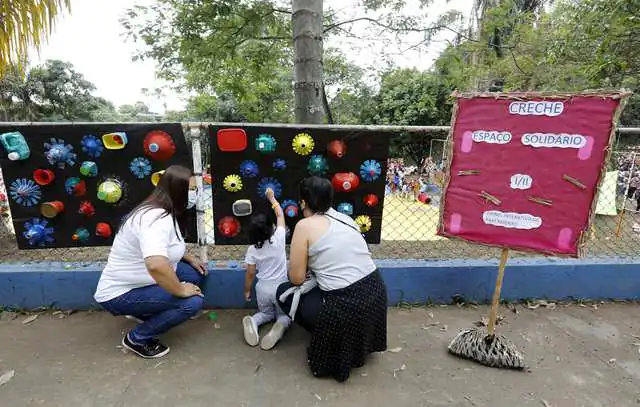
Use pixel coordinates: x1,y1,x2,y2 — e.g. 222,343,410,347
323,16,471,41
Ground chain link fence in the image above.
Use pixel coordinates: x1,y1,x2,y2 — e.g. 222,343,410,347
1,125,640,264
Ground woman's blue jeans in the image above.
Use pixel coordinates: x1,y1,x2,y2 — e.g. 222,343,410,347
99,261,205,343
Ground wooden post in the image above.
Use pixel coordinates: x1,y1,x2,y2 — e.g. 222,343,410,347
487,248,509,337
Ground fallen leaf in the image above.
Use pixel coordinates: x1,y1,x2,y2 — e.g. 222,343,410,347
608,358,617,366
21,314,39,325
393,364,407,378
527,300,556,310
427,312,434,319
0,370,14,387
388,347,403,353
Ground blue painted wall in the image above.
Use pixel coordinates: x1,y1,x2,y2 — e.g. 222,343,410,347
1,258,639,310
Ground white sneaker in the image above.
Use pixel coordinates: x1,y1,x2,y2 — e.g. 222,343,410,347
260,321,286,350
242,316,259,347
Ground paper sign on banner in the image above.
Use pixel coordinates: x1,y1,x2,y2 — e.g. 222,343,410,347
438,91,630,257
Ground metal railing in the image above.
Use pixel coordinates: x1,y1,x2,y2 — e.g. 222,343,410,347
1,123,640,264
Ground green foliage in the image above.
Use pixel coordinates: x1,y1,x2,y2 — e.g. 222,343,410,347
449,0,640,124
0,60,117,122
122,0,293,123
365,68,456,163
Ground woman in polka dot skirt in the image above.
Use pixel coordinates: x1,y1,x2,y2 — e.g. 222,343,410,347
277,176,388,382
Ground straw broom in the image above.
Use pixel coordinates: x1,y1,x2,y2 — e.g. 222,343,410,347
447,248,524,369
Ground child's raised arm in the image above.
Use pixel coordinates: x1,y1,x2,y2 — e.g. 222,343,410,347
265,188,285,228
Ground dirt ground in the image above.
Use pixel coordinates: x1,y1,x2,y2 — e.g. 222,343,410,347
1,304,639,407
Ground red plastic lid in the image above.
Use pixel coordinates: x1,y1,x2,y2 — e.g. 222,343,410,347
217,128,247,152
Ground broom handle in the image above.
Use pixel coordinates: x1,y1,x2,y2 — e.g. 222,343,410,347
487,248,510,337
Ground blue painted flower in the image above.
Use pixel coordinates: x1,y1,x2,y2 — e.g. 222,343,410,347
360,159,382,182
239,160,259,178
44,138,77,168
9,178,42,207
257,177,283,199
129,157,152,179
81,135,104,158
23,218,55,247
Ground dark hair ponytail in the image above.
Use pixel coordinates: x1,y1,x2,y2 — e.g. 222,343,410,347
299,176,333,214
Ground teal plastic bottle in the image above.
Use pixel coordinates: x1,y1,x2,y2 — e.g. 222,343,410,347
0,131,30,160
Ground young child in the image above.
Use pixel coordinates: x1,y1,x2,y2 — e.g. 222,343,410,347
242,188,291,350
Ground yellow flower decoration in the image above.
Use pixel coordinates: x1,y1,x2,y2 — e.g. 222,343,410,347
223,174,243,192
292,132,315,156
354,215,372,233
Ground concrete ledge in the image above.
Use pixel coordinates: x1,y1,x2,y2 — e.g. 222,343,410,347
1,258,639,310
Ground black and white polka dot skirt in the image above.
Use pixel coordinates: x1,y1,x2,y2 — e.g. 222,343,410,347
307,269,388,382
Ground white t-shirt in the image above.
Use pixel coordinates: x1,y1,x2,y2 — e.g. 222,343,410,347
244,226,288,282
94,208,186,303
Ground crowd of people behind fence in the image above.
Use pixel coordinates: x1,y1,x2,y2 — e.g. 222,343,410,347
385,156,445,200
616,153,640,211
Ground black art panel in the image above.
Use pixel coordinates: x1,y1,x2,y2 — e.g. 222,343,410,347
0,123,196,249
210,126,390,244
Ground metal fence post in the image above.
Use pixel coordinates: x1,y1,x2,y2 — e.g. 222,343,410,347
190,126,208,264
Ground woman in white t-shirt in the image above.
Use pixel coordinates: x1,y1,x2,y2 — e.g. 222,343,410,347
95,165,207,359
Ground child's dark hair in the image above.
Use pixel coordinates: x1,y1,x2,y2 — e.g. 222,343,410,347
249,213,275,249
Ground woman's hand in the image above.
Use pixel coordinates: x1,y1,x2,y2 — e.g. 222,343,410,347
183,254,208,275
178,282,204,298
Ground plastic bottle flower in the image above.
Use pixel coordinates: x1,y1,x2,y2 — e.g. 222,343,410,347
80,135,104,158
129,157,152,179
360,159,382,182
23,218,55,247
336,202,354,216
292,133,314,156
239,160,259,178
307,154,328,176
10,178,42,207
223,174,243,192
272,158,287,170
354,215,372,233
257,177,282,199
44,138,77,169
255,134,277,153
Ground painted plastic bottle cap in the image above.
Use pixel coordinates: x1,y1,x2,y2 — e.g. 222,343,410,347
7,152,19,161
149,143,159,152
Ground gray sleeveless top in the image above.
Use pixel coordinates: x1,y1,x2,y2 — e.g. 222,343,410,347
307,208,377,291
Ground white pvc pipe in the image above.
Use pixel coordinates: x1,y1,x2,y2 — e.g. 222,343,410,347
189,129,208,265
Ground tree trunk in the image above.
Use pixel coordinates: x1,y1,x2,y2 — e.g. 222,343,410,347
292,0,324,124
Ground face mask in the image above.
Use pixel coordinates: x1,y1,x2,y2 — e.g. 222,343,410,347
187,189,198,209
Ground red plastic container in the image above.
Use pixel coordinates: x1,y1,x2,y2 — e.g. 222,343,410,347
217,128,247,152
